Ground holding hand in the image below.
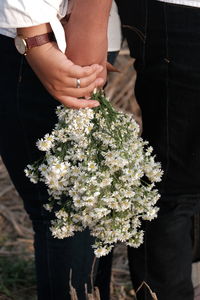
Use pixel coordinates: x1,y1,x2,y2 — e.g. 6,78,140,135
63,0,112,85
17,23,104,109
26,42,103,108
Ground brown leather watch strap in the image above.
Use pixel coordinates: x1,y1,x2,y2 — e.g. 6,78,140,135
26,32,55,50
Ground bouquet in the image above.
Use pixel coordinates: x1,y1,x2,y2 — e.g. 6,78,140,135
25,90,163,257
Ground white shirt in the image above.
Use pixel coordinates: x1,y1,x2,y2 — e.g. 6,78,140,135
158,0,200,7
108,1,122,52
0,0,121,53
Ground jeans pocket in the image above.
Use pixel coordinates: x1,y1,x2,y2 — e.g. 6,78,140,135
118,0,148,70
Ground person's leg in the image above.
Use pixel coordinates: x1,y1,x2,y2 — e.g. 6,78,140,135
117,0,200,299
95,251,113,300
0,34,94,300
128,196,199,300
33,222,94,300
107,51,119,65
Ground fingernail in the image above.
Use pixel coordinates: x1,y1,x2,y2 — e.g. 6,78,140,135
93,102,100,107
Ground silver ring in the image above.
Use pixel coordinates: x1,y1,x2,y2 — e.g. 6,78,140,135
76,78,81,89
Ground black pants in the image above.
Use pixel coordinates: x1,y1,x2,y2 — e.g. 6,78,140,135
0,34,119,300
97,1,200,299
0,35,96,300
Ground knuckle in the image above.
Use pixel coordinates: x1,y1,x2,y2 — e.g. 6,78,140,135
83,69,92,77
88,83,96,92
49,83,61,94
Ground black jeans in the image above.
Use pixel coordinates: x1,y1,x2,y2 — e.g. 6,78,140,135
110,1,200,300
0,35,96,300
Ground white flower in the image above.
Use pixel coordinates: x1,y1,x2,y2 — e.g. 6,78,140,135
36,134,54,151
24,165,38,184
91,208,111,218
87,162,98,172
25,91,163,257
142,207,159,221
55,210,69,220
126,231,144,248
94,246,112,258
51,223,75,239
43,203,53,212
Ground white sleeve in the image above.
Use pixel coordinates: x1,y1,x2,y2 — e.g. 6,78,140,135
0,0,68,52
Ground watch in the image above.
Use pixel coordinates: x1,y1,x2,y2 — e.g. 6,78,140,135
14,32,56,55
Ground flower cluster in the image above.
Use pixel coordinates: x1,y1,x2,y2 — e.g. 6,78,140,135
25,91,163,257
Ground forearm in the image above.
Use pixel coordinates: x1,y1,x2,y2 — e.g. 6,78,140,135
64,0,112,66
72,0,112,33
15,22,104,109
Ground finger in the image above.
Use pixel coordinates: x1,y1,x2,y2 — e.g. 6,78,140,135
95,77,105,88
106,62,120,73
58,96,100,109
68,64,103,79
67,73,104,89
65,78,103,98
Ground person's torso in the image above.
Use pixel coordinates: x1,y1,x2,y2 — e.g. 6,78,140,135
0,0,122,52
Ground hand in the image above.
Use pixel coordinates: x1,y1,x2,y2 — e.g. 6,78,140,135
25,42,104,108
63,0,112,85
64,23,107,85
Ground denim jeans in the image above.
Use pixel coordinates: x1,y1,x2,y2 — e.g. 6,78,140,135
0,33,120,300
0,34,98,300
113,1,200,300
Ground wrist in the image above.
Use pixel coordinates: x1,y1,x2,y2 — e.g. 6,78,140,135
25,41,55,59
15,25,56,56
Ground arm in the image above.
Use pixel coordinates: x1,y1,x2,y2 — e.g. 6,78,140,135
17,23,104,108
64,0,112,83
0,1,105,108
0,0,68,52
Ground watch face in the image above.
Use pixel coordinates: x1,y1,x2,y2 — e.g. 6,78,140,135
14,36,27,55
